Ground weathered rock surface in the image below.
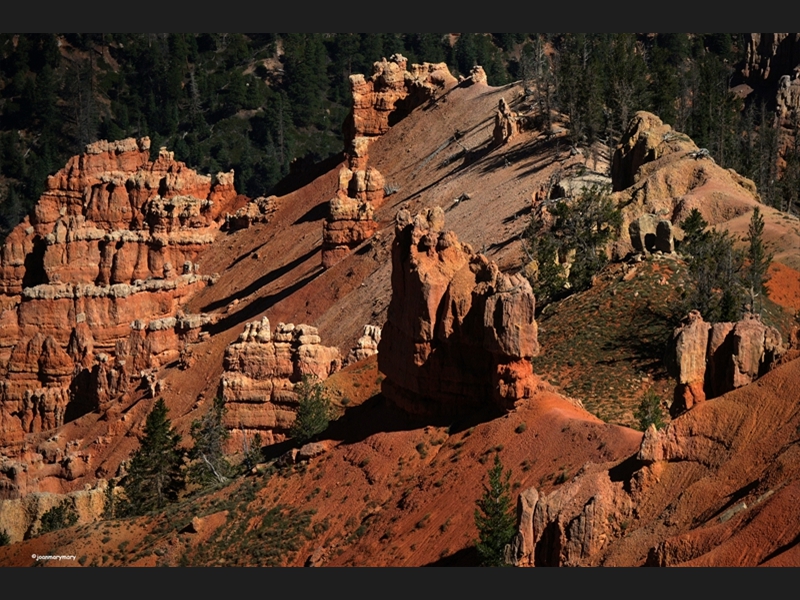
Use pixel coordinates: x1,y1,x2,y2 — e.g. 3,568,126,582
225,196,277,231
513,356,800,567
0,481,108,543
344,54,457,151
510,468,632,567
671,311,783,410
379,208,539,417
493,97,519,145
628,214,676,254
347,325,382,364
322,166,384,269
219,317,340,448
610,112,761,259
742,33,800,86
0,139,236,444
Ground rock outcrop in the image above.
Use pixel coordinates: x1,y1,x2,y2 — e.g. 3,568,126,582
510,468,632,567
742,33,800,86
742,34,800,169
0,481,108,543
628,214,677,254
322,165,384,269
0,139,236,443
346,325,382,364
610,112,761,259
225,196,277,231
322,55,458,269
344,54,457,150
219,317,341,448
493,97,519,145
671,311,783,410
512,357,800,567
378,208,539,417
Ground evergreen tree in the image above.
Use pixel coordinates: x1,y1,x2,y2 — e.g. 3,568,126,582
474,453,516,567
525,184,622,306
289,376,331,444
743,206,772,314
635,389,666,432
189,396,232,486
0,529,9,546
38,500,78,534
121,398,185,515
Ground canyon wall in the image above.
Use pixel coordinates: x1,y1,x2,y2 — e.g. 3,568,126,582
0,139,237,444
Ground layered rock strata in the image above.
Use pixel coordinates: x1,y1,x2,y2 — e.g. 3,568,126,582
343,53,457,152
225,196,277,231
0,138,236,442
219,317,341,447
378,207,539,418
671,310,783,410
512,356,800,567
321,165,385,269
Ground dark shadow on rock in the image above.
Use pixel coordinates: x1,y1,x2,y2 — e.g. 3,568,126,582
203,268,322,336
272,152,344,197
201,245,321,313
323,394,422,445
294,201,330,225
608,454,645,494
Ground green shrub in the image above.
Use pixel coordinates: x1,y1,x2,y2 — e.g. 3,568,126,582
525,184,622,307
39,500,78,535
635,389,666,432
290,376,332,444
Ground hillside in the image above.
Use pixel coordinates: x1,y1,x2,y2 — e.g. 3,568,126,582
1,51,800,567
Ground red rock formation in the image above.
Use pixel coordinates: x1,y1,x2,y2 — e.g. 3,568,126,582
493,97,519,145
225,196,277,231
671,311,783,411
741,34,800,169
742,33,800,86
321,166,384,269
378,207,539,418
219,317,340,448
0,139,235,442
344,54,457,152
672,310,712,409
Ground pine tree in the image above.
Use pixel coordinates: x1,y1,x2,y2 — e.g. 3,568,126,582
189,396,232,486
474,453,516,567
743,206,772,314
289,376,331,445
122,398,184,515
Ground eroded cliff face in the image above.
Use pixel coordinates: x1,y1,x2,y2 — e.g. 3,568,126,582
219,317,340,448
671,310,784,410
379,207,540,418
610,111,761,259
0,138,238,444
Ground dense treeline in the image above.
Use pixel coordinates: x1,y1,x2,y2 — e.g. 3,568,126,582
0,33,797,240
